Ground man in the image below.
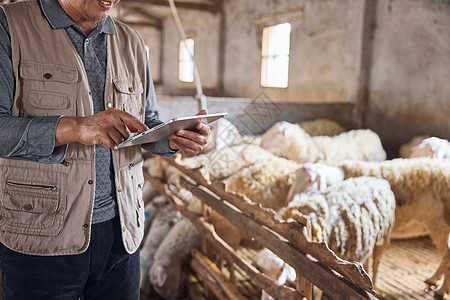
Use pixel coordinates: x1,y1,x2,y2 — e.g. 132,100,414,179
0,0,210,298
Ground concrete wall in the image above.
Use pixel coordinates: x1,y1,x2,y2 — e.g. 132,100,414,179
127,0,450,156
129,25,162,82
160,9,220,90
222,0,365,102
366,0,450,153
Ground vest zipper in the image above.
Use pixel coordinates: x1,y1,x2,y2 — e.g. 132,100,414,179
6,180,59,192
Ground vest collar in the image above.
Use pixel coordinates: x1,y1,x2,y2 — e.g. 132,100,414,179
39,0,116,35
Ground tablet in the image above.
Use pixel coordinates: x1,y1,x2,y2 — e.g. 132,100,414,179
117,112,228,148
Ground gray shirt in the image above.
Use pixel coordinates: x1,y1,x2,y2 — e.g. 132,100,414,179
0,0,175,223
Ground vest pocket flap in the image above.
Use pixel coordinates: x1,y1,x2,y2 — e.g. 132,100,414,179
20,60,78,84
29,90,69,109
2,193,58,214
113,78,143,95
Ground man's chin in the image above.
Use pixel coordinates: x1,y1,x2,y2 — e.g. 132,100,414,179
89,15,106,26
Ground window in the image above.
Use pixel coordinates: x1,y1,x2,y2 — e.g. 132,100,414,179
261,23,291,88
179,38,194,82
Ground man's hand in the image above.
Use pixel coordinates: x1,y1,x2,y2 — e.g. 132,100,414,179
168,109,211,156
55,108,148,148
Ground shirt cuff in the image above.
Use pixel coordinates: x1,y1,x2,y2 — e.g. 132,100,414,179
142,135,179,157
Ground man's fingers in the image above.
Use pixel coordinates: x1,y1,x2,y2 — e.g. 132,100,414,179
172,136,203,155
99,135,119,148
171,109,211,155
195,122,211,135
114,122,131,140
176,130,208,146
108,129,126,146
118,111,148,133
196,109,207,116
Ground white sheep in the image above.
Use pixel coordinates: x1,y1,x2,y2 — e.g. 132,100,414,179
169,148,299,248
252,248,296,300
143,156,165,179
200,118,242,154
298,118,346,137
261,121,386,163
142,194,168,227
409,137,450,159
260,121,321,163
286,161,431,240
398,135,429,158
140,204,183,293
313,129,386,163
260,121,386,164
223,156,299,211
280,176,396,284
176,144,276,182
286,163,345,204
337,158,450,296
204,156,298,247
149,218,201,300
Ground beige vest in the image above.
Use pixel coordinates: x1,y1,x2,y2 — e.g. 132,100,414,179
0,0,148,255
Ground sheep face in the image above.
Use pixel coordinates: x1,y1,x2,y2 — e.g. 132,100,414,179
286,163,345,204
410,137,450,159
260,121,320,163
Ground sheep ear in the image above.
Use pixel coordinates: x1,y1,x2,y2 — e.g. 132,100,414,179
261,290,275,300
285,265,297,282
278,264,296,284
318,174,327,191
278,267,288,284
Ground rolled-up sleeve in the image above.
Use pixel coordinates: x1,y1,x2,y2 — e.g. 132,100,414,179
0,8,67,164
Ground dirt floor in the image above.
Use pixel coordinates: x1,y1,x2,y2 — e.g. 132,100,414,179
141,236,450,300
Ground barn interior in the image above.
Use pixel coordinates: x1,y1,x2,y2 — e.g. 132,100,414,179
0,0,449,299
103,0,450,158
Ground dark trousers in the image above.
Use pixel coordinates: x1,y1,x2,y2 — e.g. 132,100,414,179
0,216,140,300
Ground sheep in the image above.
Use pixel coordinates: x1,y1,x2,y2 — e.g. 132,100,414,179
149,218,201,300
200,118,242,154
252,248,296,300
165,163,248,248
143,156,165,179
139,203,183,294
168,149,298,247
142,181,160,207
238,134,263,146
260,121,386,164
313,129,386,162
142,194,168,241
298,118,346,137
286,162,345,205
399,136,450,159
260,121,321,163
200,156,297,248
280,176,396,284
398,135,429,158
336,158,450,296
222,156,299,211
175,144,276,182
287,162,430,241
409,137,450,159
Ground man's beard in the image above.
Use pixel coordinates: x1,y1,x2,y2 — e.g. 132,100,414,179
89,15,104,27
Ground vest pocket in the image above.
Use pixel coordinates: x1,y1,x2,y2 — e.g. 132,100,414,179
112,78,144,122
18,60,78,117
0,166,67,237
